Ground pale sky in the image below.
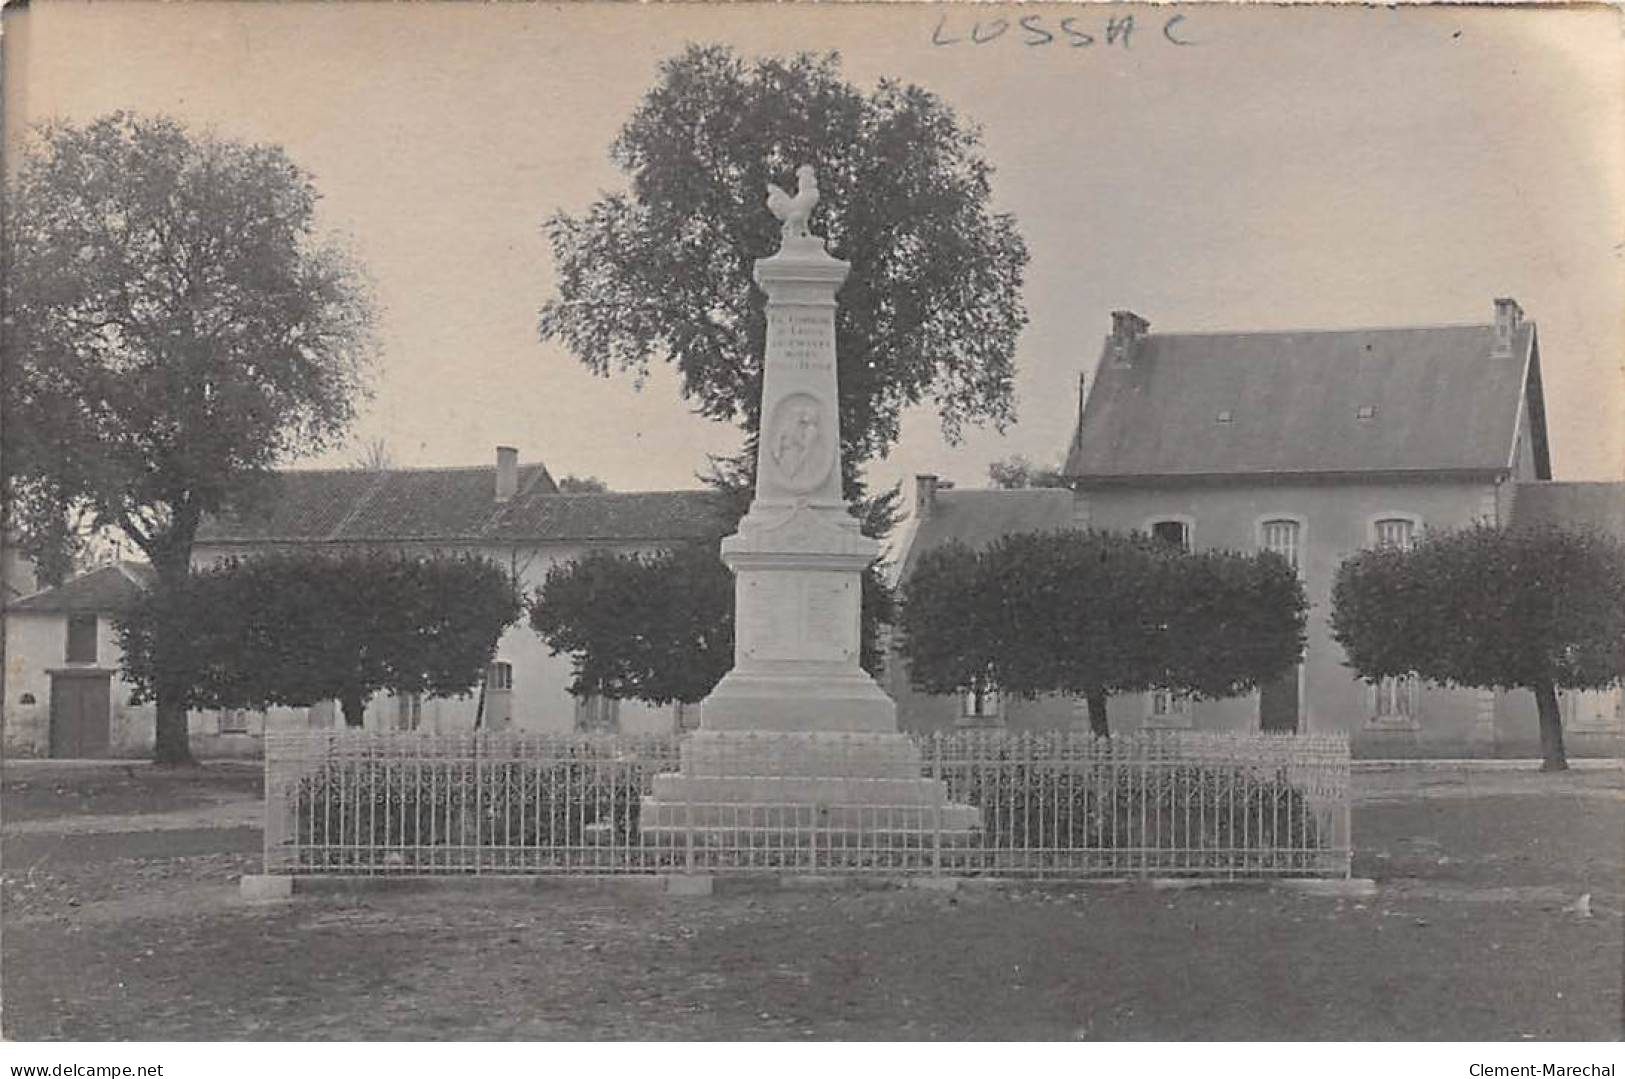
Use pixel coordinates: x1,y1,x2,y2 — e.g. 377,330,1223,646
6,2,1622,498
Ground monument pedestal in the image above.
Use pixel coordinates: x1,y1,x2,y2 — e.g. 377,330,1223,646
640,730,982,834
640,167,979,845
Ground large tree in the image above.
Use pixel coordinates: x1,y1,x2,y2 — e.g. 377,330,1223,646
1331,523,1625,771
538,44,1029,491
900,531,1306,735
117,551,521,728
2,113,375,762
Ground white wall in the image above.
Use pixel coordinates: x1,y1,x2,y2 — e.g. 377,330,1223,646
3,610,157,757
190,538,690,740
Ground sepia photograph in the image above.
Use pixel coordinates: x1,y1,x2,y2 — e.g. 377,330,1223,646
0,0,1620,1059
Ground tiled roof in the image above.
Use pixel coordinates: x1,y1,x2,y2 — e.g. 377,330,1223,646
485,491,735,543
1065,322,1548,481
195,464,733,547
1512,482,1625,539
197,463,552,543
8,562,155,613
898,488,1076,580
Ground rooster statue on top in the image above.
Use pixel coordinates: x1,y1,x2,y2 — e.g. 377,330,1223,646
766,164,820,243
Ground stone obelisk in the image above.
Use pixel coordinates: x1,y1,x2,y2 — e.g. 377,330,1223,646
642,166,979,836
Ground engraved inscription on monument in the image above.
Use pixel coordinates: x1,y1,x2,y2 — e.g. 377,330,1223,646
803,576,852,660
742,574,849,663
745,576,795,659
772,309,834,372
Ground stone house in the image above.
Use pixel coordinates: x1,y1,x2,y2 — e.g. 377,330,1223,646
3,448,730,757
890,299,1624,755
4,562,159,758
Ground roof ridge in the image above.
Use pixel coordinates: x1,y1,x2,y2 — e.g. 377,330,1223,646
1135,320,1510,340
271,461,552,478
538,489,714,498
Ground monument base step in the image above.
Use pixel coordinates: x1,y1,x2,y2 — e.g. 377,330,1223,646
677,730,935,779
651,774,962,805
699,669,898,732
642,728,983,838
640,805,981,836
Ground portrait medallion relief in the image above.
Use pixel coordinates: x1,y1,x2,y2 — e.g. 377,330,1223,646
765,391,834,493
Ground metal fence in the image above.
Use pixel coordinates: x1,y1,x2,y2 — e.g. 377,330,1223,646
263,729,1350,879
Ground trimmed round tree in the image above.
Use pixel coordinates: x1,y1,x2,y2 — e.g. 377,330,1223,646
117,551,521,727
900,529,1306,735
531,539,895,711
530,543,737,707
1332,523,1625,771
894,540,999,709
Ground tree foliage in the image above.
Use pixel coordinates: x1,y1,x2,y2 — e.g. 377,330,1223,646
556,475,610,494
986,455,1069,490
532,535,894,708
530,543,737,706
3,112,376,761
538,44,1029,476
900,530,1307,734
1331,523,1625,770
117,551,521,728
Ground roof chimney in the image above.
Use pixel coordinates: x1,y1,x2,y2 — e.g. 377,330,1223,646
914,474,939,522
495,446,518,502
1492,297,1523,358
1495,295,1521,357
1110,310,1150,366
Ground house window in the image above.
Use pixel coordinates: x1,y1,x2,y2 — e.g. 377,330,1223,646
1373,675,1419,721
396,692,423,732
218,709,250,735
959,684,1003,723
574,694,620,733
1260,518,1302,573
1147,688,1192,725
487,661,513,692
66,614,98,664
1150,519,1191,552
1373,517,1418,550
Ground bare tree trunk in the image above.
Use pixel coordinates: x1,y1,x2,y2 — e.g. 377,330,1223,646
150,561,196,766
341,689,367,729
152,698,193,765
1532,678,1568,772
1086,690,1110,737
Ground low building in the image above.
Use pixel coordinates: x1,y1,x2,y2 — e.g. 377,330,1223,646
4,562,160,758
3,448,731,757
891,299,1623,755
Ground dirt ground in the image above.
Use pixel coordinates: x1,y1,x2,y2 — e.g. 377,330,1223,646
2,759,1620,1040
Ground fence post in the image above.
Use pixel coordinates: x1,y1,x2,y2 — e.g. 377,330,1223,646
473,731,483,876
932,802,943,878
684,803,694,875
262,735,273,875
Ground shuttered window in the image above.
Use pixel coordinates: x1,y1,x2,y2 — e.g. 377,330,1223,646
1261,519,1301,572
66,615,98,664
1374,518,1417,550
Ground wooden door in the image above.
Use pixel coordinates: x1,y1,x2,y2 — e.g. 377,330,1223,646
1259,667,1300,733
49,674,112,758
